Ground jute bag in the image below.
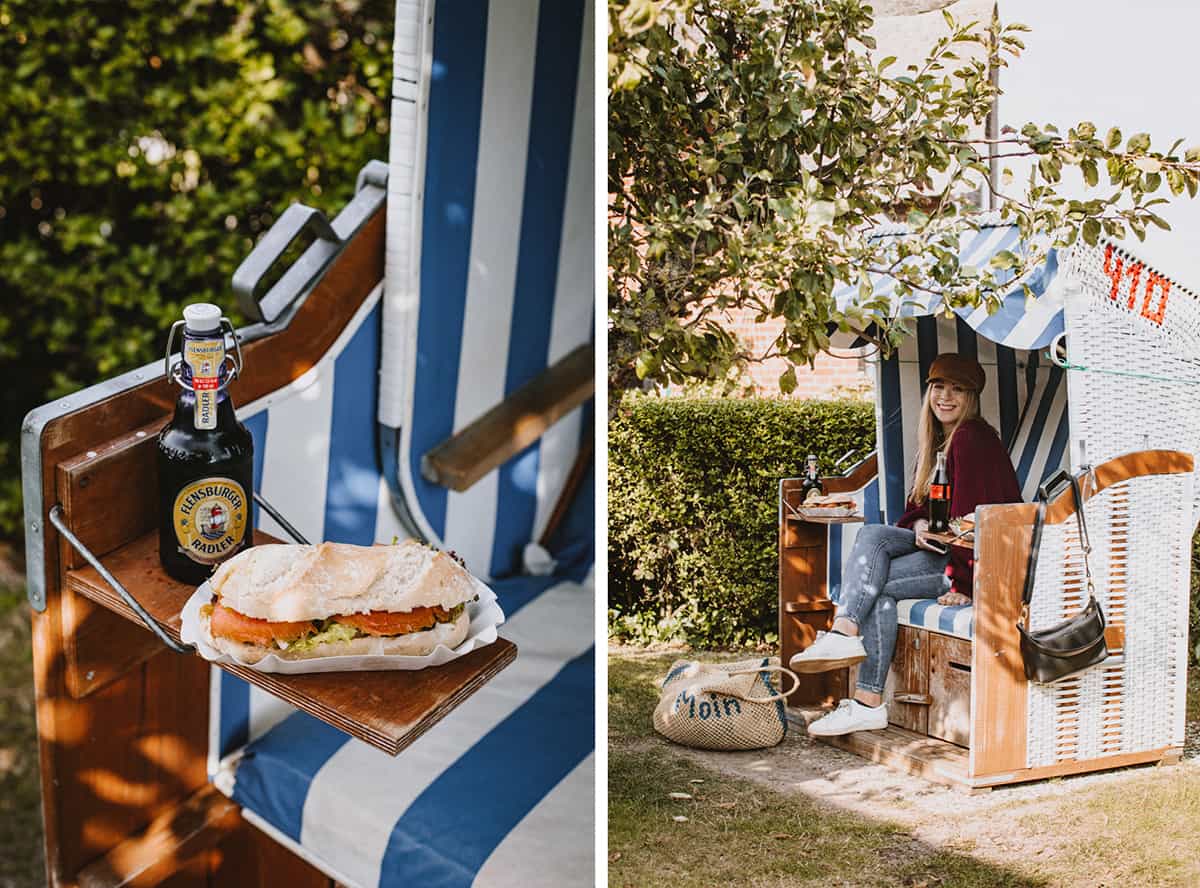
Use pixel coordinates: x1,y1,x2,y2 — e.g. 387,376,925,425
652,657,798,750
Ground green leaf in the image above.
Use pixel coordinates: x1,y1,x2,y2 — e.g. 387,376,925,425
778,365,797,395
1106,127,1122,149
1082,219,1100,246
990,249,1019,270
1081,160,1098,188
1127,132,1152,153
635,351,660,380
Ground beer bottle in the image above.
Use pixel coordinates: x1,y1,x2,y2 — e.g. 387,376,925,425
800,454,824,502
929,450,951,534
157,303,254,585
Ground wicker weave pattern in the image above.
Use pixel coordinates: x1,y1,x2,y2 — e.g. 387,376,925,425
1065,242,1200,519
1025,472,1192,768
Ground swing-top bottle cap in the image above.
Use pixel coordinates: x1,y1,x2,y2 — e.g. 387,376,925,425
182,303,221,334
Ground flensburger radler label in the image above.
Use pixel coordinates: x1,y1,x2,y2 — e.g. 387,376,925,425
184,338,224,429
173,477,247,564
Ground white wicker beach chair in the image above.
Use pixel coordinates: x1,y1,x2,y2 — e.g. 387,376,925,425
779,220,1196,789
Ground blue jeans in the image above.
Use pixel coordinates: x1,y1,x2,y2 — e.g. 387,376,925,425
836,524,950,695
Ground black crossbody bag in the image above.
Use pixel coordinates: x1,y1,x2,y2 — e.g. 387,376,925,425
1016,470,1108,684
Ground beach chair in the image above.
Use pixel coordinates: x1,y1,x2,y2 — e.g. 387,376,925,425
779,218,1195,790
20,0,594,884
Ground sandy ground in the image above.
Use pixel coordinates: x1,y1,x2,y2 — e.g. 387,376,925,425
653,710,1200,868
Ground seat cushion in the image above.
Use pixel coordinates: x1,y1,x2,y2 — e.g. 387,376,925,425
896,598,974,640
212,573,594,888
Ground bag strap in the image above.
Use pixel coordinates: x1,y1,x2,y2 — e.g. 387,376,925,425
1020,470,1095,628
724,665,800,703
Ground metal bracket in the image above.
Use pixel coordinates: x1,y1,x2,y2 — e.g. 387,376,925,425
46,491,310,655
47,505,195,654
231,161,389,326
232,204,344,325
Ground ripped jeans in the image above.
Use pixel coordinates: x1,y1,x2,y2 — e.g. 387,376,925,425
836,524,950,695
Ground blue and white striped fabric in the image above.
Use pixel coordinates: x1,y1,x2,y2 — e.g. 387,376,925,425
875,313,1033,524
379,0,594,581
896,599,974,641
207,2,596,883
824,312,1072,641
212,279,595,886
828,220,1067,352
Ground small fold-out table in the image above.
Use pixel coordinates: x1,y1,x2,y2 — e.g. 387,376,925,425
65,529,516,757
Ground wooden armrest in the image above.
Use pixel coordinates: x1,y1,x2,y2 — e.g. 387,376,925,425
76,785,241,888
421,343,593,492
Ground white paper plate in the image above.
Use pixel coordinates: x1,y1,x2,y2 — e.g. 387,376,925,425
179,576,505,674
796,506,858,519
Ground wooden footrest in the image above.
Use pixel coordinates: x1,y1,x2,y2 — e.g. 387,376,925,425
76,785,241,888
64,530,517,756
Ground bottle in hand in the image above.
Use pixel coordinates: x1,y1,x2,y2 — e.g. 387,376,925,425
929,450,951,533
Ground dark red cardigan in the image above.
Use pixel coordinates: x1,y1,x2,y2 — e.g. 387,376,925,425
895,418,1022,597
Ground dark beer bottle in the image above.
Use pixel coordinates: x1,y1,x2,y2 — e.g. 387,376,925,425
157,304,254,585
929,450,951,533
800,454,824,502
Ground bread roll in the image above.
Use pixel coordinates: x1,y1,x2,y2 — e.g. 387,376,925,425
210,539,478,622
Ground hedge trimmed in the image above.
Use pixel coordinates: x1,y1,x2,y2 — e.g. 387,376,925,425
608,395,875,647
0,1,392,540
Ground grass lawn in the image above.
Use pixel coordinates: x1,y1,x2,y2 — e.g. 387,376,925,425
610,648,1200,888
0,582,43,888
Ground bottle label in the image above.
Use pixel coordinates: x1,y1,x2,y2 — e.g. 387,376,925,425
930,483,950,500
173,477,248,565
183,338,224,430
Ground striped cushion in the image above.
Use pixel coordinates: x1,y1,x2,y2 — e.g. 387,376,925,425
213,573,594,888
895,598,974,640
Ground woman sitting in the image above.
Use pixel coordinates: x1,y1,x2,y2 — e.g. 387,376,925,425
791,353,1022,737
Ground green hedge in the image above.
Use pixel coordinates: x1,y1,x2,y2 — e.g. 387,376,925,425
608,395,876,647
0,1,393,540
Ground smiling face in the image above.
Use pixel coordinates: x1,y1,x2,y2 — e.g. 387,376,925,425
928,379,970,429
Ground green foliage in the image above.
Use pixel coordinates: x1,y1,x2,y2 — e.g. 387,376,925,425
608,395,874,647
0,0,393,540
608,0,1200,395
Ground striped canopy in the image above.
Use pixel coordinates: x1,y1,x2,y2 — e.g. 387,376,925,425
829,220,1067,352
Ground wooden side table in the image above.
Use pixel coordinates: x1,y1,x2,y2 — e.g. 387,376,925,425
778,491,862,707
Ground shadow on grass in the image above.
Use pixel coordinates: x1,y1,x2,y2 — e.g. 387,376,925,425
609,649,1046,888
0,583,44,888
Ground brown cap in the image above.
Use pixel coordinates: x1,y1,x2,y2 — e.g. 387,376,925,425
926,353,986,392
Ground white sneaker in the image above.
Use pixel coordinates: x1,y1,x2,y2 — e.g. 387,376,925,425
787,631,867,673
807,699,888,737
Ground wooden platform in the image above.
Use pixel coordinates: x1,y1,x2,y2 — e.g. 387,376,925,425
790,709,1182,791
813,721,982,792
64,529,517,757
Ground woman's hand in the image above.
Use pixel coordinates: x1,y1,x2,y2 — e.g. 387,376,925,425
912,519,945,553
938,591,971,606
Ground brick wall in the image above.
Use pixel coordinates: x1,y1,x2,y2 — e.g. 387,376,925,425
722,307,875,400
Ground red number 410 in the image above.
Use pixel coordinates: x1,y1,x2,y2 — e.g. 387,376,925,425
1102,243,1170,325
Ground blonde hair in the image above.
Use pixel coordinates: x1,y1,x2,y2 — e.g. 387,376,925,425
910,384,985,504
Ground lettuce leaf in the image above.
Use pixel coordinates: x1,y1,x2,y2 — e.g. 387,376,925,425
285,620,361,653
